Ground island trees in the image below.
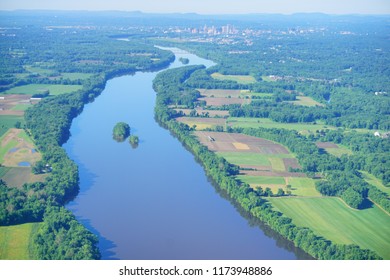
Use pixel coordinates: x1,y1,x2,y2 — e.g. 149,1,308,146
113,122,130,142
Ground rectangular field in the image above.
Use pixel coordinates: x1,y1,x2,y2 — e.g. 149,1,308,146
0,223,38,259
286,96,324,107
176,117,226,130
198,97,249,106
218,152,271,166
361,171,390,196
286,177,321,197
4,84,82,96
198,89,242,98
237,175,286,186
211,73,257,84
0,116,24,137
268,197,390,259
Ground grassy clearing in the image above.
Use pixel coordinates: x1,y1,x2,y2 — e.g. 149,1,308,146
0,116,24,137
0,166,11,178
286,177,321,197
217,152,271,166
239,90,273,99
268,157,285,171
361,171,390,195
237,175,286,186
268,197,390,259
4,84,82,96
211,73,257,84
2,167,47,188
325,145,353,157
287,96,324,107
0,223,38,259
24,66,54,76
11,104,32,111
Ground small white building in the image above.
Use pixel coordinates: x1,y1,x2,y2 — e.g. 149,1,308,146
374,131,381,137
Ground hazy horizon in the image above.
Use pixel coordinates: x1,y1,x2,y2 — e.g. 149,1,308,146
0,0,389,15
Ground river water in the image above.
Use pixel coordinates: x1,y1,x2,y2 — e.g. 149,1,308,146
64,47,309,260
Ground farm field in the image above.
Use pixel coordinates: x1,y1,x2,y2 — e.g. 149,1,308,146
361,171,390,196
0,223,38,260
61,72,94,81
268,197,390,259
0,128,42,168
198,96,249,106
198,88,242,98
316,142,353,157
211,73,257,84
0,116,24,137
174,108,229,117
176,116,226,130
240,91,273,99
286,96,325,107
227,117,337,134
3,84,82,96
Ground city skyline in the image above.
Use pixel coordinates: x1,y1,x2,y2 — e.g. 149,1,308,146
1,0,389,15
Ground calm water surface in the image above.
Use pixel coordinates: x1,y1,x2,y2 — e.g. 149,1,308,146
64,48,309,259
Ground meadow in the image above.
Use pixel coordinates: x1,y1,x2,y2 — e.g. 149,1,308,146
4,84,82,96
268,196,390,259
211,72,257,84
0,116,24,137
0,223,38,259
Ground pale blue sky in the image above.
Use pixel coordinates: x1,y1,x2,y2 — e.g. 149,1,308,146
0,0,389,14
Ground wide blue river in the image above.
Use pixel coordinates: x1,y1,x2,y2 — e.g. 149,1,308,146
64,47,309,259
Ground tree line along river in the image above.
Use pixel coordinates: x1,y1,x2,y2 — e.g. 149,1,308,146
63,47,310,259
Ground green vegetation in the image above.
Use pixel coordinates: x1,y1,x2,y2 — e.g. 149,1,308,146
227,117,335,134
217,152,270,166
286,96,324,107
11,104,32,111
211,73,257,84
361,171,390,196
0,116,24,137
324,145,353,157
287,177,321,197
113,122,130,142
179,57,190,65
0,223,37,259
269,197,390,259
129,135,139,148
237,175,285,185
61,73,94,81
4,84,82,96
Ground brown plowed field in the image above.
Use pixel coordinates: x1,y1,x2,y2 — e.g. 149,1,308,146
198,89,241,98
176,117,226,126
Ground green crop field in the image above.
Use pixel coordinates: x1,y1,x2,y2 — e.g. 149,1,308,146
268,197,390,259
362,171,390,195
287,96,324,107
325,145,353,157
11,104,32,111
268,157,285,171
4,84,82,96
287,177,322,197
211,73,257,84
217,152,271,166
0,116,24,137
237,175,286,185
0,223,38,259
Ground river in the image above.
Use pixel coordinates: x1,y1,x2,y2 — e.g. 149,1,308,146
64,47,309,260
